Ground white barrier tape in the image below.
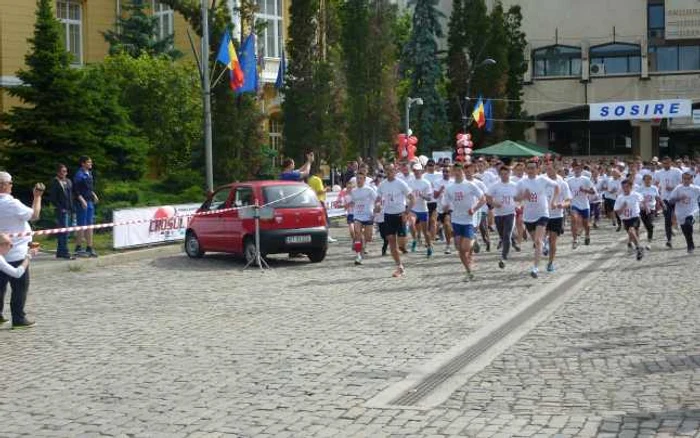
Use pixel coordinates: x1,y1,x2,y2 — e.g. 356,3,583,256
6,187,316,239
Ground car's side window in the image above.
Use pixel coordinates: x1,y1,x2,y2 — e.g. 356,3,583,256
234,187,254,208
201,188,232,211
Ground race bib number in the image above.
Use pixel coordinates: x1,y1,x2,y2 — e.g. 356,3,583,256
454,191,464,202
528,193,538,203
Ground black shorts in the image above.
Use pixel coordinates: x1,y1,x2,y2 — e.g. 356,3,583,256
623,217,640,231
546,217,564,235
384,213,406,237
438,211,452,224
525,217,549,233
427,202,438,214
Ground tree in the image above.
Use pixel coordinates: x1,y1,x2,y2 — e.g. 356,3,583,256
340,0,400,159
400,0,448,153
1,0,148,196
504,4,529,141
90,53,202,178
103,0,182,59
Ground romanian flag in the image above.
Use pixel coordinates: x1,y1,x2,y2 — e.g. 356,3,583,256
472,97,486,129
216,29,244,91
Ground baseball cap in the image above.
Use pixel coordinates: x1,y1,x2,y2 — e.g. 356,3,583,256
426,159,436,166
412,163,423,171
0,171,12,183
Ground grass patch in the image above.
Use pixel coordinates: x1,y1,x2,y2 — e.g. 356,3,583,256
34,231,116,255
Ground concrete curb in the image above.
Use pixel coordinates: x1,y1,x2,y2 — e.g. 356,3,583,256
29,244,183,276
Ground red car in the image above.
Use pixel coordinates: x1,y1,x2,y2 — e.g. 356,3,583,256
185,181,328,263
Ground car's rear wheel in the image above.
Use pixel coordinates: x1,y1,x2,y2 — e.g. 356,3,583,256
185,231,204,258
307,248,327,263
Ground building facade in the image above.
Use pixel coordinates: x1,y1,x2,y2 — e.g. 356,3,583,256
0,0,286,159
483,0,700,159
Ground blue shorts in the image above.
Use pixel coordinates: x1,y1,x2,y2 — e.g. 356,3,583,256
452,223,476,239
76,201,95,226
413,211,429,223
571,206,590,220
346,214,354,224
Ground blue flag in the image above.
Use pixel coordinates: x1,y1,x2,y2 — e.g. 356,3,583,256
484,99,494,133
237,33,258,94
275,49,286,90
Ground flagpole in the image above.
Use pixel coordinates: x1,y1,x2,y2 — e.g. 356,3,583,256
201,0,214,193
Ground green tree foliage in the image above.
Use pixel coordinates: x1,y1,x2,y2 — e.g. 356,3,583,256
340,0,400,159
157,0,266,184
103,0,182,59
90,53,202,178
0,0,147,197
400,0,448,153
504,4,529,141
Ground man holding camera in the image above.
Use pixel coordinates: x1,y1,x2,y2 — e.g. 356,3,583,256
0,171,44,328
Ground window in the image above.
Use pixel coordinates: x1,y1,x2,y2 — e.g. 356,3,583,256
263,185,319,209
202,187,232,211
650,45,700,71
234,187,254,207
152,1,174,41
648,4,665,39
269,116,283,168
56,0,82,65
256,0,283,58
590,43,642,75
532,45,582,77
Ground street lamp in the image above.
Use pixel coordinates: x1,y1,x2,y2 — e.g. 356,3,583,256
405,96,424,135
461,57,497,134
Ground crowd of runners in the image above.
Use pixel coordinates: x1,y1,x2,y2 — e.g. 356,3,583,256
337,156,700,279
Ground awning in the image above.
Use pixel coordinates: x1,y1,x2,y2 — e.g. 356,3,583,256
473,140,546,157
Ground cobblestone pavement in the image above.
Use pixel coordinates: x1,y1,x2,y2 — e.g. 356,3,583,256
1,221,699,437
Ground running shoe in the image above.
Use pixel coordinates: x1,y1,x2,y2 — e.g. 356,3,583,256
636,248,644,260
444,247,452,255
485,241,491,252
473,241,481,253
512,242,521,252
327,236,338,243
354,254,363,265
530,267,539,278
572,240,579,250
546,262,555,273
427,247,433,258
392,265,405,278
666,241,673,249
464,268,475,281
584,237,590,246
497,241,503,250
411,240,417,252
616,225,621,232
542,244,549,257
645,245,651,251
381,244,388,256
498,260,505,269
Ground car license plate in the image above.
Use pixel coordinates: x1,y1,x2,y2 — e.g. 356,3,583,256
286,235,312,244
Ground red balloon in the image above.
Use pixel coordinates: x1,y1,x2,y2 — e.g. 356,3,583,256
465,148,473,155
456,133,465,141
466,140,473,148
457,147,464,155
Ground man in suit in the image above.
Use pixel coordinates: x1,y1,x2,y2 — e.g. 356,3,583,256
49,164,74,259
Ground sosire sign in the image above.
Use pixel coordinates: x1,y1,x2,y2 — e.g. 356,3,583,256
589,99,692,122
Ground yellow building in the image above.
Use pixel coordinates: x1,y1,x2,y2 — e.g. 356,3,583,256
0,0,287,158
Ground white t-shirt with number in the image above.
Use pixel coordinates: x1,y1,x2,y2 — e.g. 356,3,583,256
434,178,453,212
444,181,484,225
487,181,518,216
409,178,433,213
423,173,441,201
654,168,683,201
516,176,559,223
670,184,700,220
376,178,411,215
567,176,595,210
546,176,572,219
349,186,377,222
614,192,643,220
606,178,622,201
635,185,660,213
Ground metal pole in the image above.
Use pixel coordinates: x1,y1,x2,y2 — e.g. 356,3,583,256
201,0,214,193
405,97,411,134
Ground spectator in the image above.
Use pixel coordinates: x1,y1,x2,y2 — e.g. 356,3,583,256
0,233,39,328
0,171,43,328
341,161,358,186
49,163,74,260
280,152,314,181
73,156,99,258
308,166,337,243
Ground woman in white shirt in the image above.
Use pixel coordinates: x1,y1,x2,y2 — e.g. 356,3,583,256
0,233,38,327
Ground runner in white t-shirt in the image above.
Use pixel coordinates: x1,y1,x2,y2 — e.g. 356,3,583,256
636,174,662,246
408,164,434,257
486,165,518,269
434,165,454,254
466,165,490,254
654,157,684,248
668,172,700,253
423,160,442,243
515,161,559,278
567,162,596,248
544,164,572,273
347,172,377,265
375,164,414,277
605,169,623,231
614,179,644,260
511,162,527,246
444,163,486,281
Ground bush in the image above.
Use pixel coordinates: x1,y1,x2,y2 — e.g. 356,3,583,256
102,181,141,204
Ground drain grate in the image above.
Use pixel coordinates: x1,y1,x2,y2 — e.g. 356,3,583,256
389,246,617,406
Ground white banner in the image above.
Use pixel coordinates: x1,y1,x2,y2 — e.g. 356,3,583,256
113,203,201,249
325,192,346,218
432,151,453,163
589,99,692,121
